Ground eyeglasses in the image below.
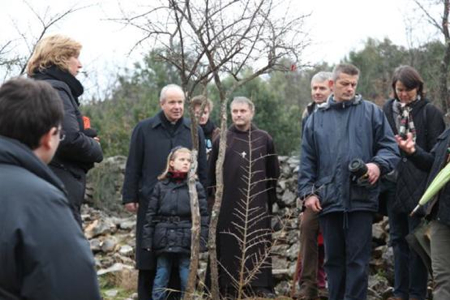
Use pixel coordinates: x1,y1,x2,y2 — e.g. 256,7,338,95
54,126,65,141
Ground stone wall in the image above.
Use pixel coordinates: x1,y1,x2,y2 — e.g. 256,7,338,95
85,156,396,299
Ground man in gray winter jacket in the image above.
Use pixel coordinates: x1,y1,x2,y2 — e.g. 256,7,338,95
298,64,400,300
0,78,101,300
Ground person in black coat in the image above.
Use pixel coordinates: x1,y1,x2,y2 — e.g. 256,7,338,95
190,95,220,157
27,34,103,226
395,127,450,299
0,78,101,300
122,84,207,300
142,147,208,300
380,65,445,300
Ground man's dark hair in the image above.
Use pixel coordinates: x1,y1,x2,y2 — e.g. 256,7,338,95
0,78,64,149
391,65,424,100
332,64,360,81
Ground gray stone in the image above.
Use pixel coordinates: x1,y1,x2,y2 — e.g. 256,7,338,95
84,218,117,239
286,242,300,261
101,238,117,253
287,156,299,166
119,220,136,230
89,238,101,252
281,189,296,206
82,154,396,299
119,245,134,256
97,262,134,276
105,289,119,297
278,179,287,190
372,222,387,244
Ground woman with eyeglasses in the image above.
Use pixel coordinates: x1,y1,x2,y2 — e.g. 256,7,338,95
381,65,445,300
27,34,103,226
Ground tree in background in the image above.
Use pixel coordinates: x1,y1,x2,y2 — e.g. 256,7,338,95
83,50,181,156
344,37,447,110
344,38,408,105
111,0,309,298
413,0,450,114
0,3,86,80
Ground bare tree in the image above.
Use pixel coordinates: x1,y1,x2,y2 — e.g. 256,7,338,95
114,1,309,298
413,0,450,114
0,1,86,80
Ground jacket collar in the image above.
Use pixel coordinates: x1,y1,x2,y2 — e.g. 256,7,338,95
318,94,363,111
152,111,190,129
160,177,188,186
0,136,67,195
229,123,258,133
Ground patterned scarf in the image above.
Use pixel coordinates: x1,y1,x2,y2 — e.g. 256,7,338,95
393,97,420,142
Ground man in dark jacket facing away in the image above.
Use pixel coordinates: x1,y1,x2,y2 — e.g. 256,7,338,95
122,84,208,300
298,64,400,300
0,78,101,300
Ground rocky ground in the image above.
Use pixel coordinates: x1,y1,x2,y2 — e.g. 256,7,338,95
85,156,400,300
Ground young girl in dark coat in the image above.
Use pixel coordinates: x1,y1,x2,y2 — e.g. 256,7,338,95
142,147,209,300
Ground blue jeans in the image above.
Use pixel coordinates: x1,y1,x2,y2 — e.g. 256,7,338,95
319,211,373,300
152,253,190,300
386,181,428,300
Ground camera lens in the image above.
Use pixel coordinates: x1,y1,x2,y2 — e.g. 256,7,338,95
348,158,368,179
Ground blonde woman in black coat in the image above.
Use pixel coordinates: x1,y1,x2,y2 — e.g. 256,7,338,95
27,35,103,226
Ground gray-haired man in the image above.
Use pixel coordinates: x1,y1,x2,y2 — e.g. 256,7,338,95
122,84,208,300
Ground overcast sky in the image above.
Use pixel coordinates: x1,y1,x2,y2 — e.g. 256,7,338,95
0,0,441,99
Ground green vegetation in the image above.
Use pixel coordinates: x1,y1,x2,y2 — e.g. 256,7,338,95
82,38,449,158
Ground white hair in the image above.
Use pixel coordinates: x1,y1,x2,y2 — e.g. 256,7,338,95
311,71,332,84
159,84,184,103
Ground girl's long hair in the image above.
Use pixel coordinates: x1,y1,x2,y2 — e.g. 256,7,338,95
158,147,192,180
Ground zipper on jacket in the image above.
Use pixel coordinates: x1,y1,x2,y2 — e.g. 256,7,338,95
343,210,349,229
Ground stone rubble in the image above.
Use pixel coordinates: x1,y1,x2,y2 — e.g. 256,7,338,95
86,155,396,299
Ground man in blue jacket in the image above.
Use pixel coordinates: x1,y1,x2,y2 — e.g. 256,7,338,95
298,64,400,300
0,78,101,300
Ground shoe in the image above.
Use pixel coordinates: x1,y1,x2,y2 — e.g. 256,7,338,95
318,288,328,299
253,287,276,299
297,296,320,300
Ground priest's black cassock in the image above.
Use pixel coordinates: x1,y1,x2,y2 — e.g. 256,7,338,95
208,124,280,295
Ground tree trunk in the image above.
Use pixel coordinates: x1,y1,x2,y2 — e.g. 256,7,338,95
440,0,450,114
185,94,201,300
207,96,228,300
184,150,201,300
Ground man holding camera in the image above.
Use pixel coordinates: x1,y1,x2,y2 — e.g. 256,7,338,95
298,64,399,300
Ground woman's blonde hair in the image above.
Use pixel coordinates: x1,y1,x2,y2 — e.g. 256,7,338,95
26,34,82,76
158,147,192,180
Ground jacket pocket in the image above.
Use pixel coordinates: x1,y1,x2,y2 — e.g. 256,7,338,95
315,175,335,207
182,228,191,249
153,227,167,250
350,181,377,202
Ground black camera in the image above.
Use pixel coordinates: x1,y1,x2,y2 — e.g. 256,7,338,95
348,158,368,184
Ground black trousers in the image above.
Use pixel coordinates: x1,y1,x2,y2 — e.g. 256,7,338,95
319,211,373,300
50,165,85,227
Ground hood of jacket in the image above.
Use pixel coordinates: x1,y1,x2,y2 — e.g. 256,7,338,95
0,136,67,195
317,94,363,111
